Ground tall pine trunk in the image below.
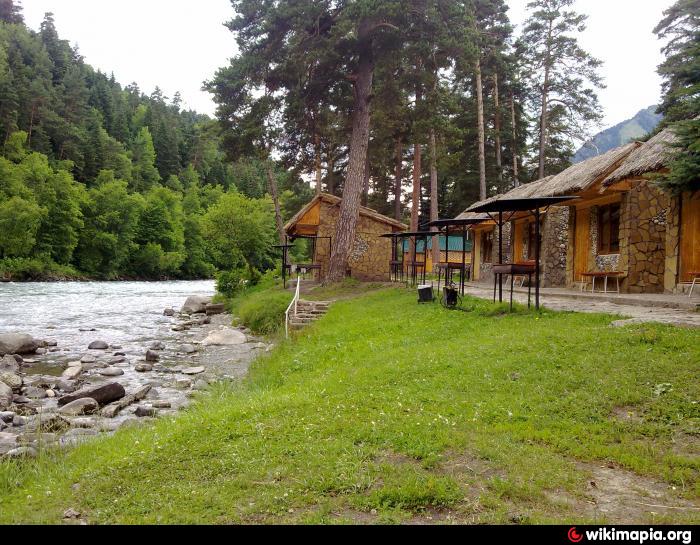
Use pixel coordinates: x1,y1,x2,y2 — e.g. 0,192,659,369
411,84,423,235
314,130,323,195
511,92,520,187
394,137,403,220
493,73,503,193
429,128,439,270
362,154,370,206
266,162,286,245
538,20,554,180
327,19,374,283
475,57,487,201
327,146,336,195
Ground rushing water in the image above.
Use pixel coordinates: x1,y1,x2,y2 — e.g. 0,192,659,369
0,281,215,362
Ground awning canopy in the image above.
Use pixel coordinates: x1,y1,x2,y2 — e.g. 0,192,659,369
425,218,486,228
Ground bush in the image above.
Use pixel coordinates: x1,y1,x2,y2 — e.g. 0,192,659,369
237,289,292,335
216,269,245,299
0,257,81,281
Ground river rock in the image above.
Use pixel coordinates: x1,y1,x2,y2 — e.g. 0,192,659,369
107,356,127,364
180,344,197,354
88,341,109,350
164,308,176,316
4,446,37,459
0,412,14,423
59,398,99,417
23,386,47,400
181,295,212,314
99,367,124,377
149,341,166,351
0,382,12,410
135,363,153,373
182,367,205,376
202,329,246,346
58,382,126,407
12,414,26,427
101,385,151,418
62,366,83,380
0,333,39,356
0,371,22,391
134,406,156,418
0,355,20,373
81,354,97,364
55,379,77,393
175,378,192,390
205,303,225,316
27,414,70,433
151,400,171,409
145,350,160,362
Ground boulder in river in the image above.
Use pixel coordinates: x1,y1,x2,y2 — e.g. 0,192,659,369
205,303,226,316
0,382,12,410
202,328,246,346
164,308,176,317
149,341,165,351
181,295,212,314
134,406,156,418
88,341,109,350
135,363,153,373
59,398,99,417
0,355,19,373
81,355,97,364
58,382,126,407
0,333,39,356
0,371,22,391
101,385,151,418
145,350,160,362
180,344,197,354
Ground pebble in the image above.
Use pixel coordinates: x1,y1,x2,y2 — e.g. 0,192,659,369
135,406,156,418
99,367,124,377
4,446,37,459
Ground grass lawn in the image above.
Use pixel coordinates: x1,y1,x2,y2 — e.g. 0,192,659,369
0,288,698,524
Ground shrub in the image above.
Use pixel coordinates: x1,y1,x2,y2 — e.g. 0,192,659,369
216,269,245,299
237,289,292,335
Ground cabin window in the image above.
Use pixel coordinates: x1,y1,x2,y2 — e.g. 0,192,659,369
526,220,544,261
598,203,621,254
482,231,494,263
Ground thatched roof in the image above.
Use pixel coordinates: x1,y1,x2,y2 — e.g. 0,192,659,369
603,128,678,186
461,176,555,215
284,193,407,233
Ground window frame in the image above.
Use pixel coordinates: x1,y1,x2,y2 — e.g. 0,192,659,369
597,203,621,255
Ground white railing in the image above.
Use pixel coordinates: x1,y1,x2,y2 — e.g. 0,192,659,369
285,274,302,339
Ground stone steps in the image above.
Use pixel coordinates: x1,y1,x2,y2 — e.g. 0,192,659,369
288,300,332,331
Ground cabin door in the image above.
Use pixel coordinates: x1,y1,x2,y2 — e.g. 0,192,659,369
680,191,700,283
574,207,590,281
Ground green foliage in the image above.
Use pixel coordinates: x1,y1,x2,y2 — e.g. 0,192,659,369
236,288,291,335
215,269,245,299
654,0,700,193
202,192,276,273
0,195,43,258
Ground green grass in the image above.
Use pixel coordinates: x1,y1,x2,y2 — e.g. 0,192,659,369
0,288,698,524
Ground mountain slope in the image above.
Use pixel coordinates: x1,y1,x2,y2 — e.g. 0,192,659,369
573,106,663,163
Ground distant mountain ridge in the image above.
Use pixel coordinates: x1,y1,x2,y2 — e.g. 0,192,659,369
573,106,663,163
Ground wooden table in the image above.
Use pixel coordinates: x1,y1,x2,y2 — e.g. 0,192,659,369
493,263,536,311
580,271,625,294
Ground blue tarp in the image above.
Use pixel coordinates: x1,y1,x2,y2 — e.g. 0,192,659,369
402,236,473,254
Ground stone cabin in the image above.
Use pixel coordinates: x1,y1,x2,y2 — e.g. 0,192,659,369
464,128,698,294
284,193,407,282
601,129,699,294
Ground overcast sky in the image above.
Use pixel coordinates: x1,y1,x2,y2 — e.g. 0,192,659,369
23,0,674,130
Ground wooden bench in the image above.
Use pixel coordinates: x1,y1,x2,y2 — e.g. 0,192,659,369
689,271,700,297
579,271,625,294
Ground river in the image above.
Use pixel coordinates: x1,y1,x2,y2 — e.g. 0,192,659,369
0,280,216,359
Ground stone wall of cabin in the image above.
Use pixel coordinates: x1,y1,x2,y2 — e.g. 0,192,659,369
315,200,393,282
541,207,569,287
619,181,669,293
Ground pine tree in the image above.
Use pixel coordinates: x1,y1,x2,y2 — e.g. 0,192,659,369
654,0,700,193
0,0,22,24
520,0,604,179
131,126,161,191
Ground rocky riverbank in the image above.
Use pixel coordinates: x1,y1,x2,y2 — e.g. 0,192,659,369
0,296,272,459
